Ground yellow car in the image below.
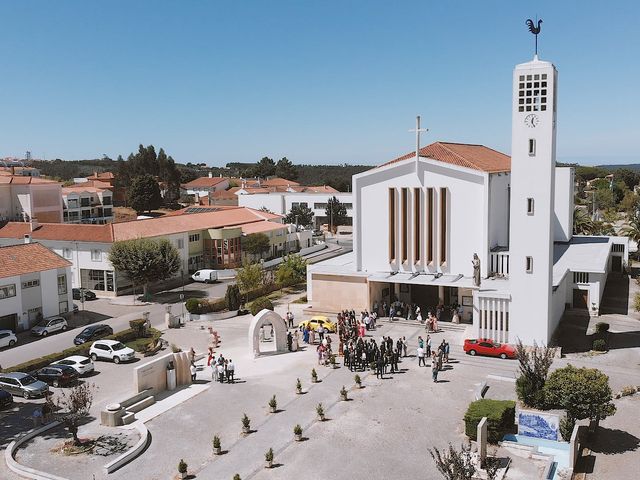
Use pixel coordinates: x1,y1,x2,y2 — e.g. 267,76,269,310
298,316,337,333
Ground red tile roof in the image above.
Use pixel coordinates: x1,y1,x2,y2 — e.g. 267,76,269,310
259,177,300,187
0,207,285,244
182,176,228,188
87,172,115,180
381,141,511,173
241,221,287,235
0,243,72,279
0,175,60,185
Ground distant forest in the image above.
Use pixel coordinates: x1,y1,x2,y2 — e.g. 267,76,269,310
30,156,374,192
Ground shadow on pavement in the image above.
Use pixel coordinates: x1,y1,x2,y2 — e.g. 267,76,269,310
150,289,208,304
587,427,640,455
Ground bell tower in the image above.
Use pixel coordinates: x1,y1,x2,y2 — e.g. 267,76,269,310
508,25,558,345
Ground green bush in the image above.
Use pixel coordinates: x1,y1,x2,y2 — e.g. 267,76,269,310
250,297,274,315
225,284,241,311
592,339,607,352
463,399,516,444
595,322,610,334
185,297,227,314
129,318,147,336
185,298,202,313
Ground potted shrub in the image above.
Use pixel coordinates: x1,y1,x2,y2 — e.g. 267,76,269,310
233,475,241,480
212,435,221,455
330,354,336,369
311,368,318,383
241,413,251,434
340,385,348,401
264,447,274,469
178,459,188,479
268,395,277,413
296,378,302,394
316,403,325,421
354,374,362,388
293,424,303,441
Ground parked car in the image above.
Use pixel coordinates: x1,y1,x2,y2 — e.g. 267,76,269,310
0,330,17,348
52,355,95,376
72,288,97,301
0,388,13,409
191,269,218,283
463,338,517,359
89,339,135,364
31,316,68,336
0,372,49,399
73,324,113,345
34,365,79,387
298,316,337,333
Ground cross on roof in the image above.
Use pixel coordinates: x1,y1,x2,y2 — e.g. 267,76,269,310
409,115,429,172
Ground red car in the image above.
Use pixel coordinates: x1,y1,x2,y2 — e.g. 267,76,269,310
463,338,516,359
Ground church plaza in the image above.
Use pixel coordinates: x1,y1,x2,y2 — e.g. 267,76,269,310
3,287,640,480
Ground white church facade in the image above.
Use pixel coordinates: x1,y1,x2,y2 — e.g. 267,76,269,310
307,54,628,346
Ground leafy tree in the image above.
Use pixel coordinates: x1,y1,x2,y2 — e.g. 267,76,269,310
108,238,181,299
243,233,271,259
594,188,615,211
622,214,640,246
285,204,314,227
615,168,640,191
573,208,595,235
429,443,476,480
45,383,95,445
225,284,241,310
544,365,616,439
128,174,162,214
325,196,348,232
252,157,276,178
275,254,307,286
619,191,640,215
235,261,264,295
275,157,298,180
515,340,556,409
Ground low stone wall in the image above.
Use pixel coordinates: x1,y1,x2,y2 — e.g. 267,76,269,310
5,421,69,480
190,310,238,322
103,422,149,474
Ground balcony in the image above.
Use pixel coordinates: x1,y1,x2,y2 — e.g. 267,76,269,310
489,247,509,277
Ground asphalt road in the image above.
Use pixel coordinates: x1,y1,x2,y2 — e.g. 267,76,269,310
0,280,231,369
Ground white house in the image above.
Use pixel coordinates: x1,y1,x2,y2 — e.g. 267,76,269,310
0,175,63,223
238,191,353,228
61,185,114,224
307,53,628,346
0,242,73,332
181,173,230,197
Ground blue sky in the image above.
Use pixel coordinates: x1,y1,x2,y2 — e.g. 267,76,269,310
0,1,638,166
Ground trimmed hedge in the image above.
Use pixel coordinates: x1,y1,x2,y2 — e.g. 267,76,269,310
250,297,274,316
592,339,607,352
463,399,516,444
4,326,142,374
185,297,227,314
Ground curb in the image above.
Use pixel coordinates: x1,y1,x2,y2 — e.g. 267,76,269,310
103,421,150,474
5,421,71,480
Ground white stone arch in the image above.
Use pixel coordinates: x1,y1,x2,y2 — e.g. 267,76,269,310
248,309,288,358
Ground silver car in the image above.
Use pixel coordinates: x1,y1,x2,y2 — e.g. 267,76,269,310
31,316,68,336
0,372,49,399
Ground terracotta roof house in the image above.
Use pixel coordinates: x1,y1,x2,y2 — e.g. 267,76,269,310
0,242,73,332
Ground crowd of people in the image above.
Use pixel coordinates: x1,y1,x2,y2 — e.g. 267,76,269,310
371,300,463,327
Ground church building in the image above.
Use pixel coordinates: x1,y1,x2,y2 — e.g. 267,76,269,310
307,53,628,346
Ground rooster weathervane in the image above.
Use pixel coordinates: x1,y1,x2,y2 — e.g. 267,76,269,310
526,18,543,56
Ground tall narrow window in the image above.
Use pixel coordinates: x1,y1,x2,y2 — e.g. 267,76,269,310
528,138,536,156
388,188,396,262
426,188,434,263
526,256,533,273
401,188,408,263
440,187,447,265
527,198,535,215
414,188,421,263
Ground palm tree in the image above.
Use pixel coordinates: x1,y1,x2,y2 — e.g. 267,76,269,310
622,214,640,259
573,208,595,235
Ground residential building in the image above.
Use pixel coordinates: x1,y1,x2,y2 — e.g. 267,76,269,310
238,191,353,229
0,175,63,223
181,173,230,198
61,185,114,224
307,53,628,346
0,206,308,296
0,242,73,332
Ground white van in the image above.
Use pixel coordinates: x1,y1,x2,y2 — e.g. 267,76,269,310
191,269,218,283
